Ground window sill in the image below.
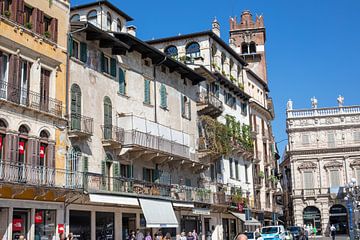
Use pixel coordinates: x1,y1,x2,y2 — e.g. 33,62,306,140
117,92,129,98
143,102,153,108
160,106,169,111
102,72,115,79
71,57,86,66
181,114,191,120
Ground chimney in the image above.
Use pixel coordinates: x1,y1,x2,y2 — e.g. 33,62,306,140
212,17,220,37
127,25,137,37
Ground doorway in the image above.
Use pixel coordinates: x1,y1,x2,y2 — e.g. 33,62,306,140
12,209,30,240
122,213,136,240
329,204,348,234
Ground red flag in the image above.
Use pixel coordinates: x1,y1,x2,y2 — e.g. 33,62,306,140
19,142,25,155
40,146,45,158
13,219,23,231
0,136,2,149
35,212,43,224
58,224,64,234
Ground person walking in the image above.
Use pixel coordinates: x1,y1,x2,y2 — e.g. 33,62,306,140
312,226,317,238
165,233,172,240
330,225,336,240
136,229,145,240
186,232,194,240
180,232,187,240
298,230,308,240
145,232,152,240
192,230,198,240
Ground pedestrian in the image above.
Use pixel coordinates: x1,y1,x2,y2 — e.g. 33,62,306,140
165,233,172,240
186,232,194,240
305,225,310,238
180,232,187,240
192,230,198,240
136,229,145,240
67,232,74,240
145,232,152,240
236,234,248,240
313,226,317,237
298,230,308,240
130,231,136,240
59,233,67,240
18,235,25,240
330,224,336,240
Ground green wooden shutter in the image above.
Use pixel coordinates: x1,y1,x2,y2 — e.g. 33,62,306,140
100,52,105,72
110,58,117,77
119,68,125,95
68,36,73,57
188,99,191,120
181,94,185,117
101,160,106,190
83,156,88,172
80,42,87,63
113,161,120,191
160,84,167,108
144,80,150,104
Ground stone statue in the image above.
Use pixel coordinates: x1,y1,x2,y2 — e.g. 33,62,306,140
337,95,344,107
286,99,293,111
311,96,318,109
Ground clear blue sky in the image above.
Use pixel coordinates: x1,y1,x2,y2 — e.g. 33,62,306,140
71,0,360,154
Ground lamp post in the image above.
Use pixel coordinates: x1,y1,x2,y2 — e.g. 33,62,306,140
344,178,360,240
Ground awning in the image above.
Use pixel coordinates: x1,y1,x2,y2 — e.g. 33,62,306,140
89,194,139,206
230,212,261,226
139,199,178,228
173,202,195,208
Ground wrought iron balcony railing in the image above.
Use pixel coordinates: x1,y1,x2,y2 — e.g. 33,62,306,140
69,113,94,136
0,81,63,117
101,125,124,144
0,160,83,189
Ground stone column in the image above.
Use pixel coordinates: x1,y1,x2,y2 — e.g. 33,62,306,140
320,200,330,236
115,211,122,240
91,211,96,240
30,208,35,240
293,200,303,226
7,207,13,240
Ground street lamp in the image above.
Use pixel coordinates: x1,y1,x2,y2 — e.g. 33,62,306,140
344,178,360,240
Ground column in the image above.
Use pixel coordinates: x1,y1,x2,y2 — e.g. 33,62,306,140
91,211,96,240
136,213,140,230
30,208,35,240
7,207,13,240
115,212,122,240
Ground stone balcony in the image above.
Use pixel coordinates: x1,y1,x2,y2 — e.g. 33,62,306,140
292,187,344,199
287,105,360,119
197,91,224,118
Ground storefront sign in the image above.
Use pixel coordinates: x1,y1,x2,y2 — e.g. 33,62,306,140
13,219,23,231
58,224,64,234
192,208,210,215
19,142,25,155
35,212,43,223
40,146,45,158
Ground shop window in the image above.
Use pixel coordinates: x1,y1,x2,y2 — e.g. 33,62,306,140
35,210,56,239
122,213,136,240
13,209,30,239
70,210,91,240
96,212,114,240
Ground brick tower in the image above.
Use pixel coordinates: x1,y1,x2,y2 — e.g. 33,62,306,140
229,10,267,82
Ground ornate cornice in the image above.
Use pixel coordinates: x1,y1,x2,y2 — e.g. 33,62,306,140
287,123,360,133
298,161,317,170
288,147,360,156
350,159,360,167
324,161,343,169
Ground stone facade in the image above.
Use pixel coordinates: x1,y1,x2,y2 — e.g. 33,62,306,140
281,99,360,234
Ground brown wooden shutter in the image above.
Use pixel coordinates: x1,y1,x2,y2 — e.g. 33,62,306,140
31,8,38,32
50,18,58,43
0,0,3,15
7,55,21,103
16,0,24,25
27,139,39,166
5,134,18,162
40,69,50,112
10,0,18,21
38,9,44,35
47,143,55,168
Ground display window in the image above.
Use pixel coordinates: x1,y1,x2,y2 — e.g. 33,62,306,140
34,209,56,240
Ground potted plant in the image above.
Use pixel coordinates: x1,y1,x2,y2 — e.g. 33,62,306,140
44,31,51,39
25,22,32,30
4,11,11,18
258,171,265,178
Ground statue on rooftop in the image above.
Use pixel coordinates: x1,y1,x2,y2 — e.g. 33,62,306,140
311,96,318,109
287,99,293,111
337,95,344,107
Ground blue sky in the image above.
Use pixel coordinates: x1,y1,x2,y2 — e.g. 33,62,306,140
71,0,360,154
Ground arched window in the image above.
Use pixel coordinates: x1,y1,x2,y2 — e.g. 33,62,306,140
40,130,50,139
329,205,348,234
0,119,7,128
18,124,29,165
87,10,97,26
71,84,82,130
164,45,178,59
117,18,122,32
70,14,80,22
103,97,112,139
19,124,29,135
160,84,167,109
249,42,256,53
221,52,226,71
107,12,112,31
186,42,200,59
303,206,321,232
118,68,126,95
241,43,249,54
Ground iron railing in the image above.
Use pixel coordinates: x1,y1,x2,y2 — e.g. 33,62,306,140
101,125,124,143
0,160,83,189
0,81,63,117
70,114,94,135
198,92,224,111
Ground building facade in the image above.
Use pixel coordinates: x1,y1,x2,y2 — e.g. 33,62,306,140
281,97,360,235
0,0,71,239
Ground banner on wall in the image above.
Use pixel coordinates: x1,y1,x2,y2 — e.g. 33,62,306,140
40,146,45,158
19,142,25,155
58,224,64,234
35,212,43,224
13,219,23,231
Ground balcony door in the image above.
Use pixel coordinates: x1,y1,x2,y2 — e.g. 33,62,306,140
40,69,50,112
103,97,112,139
71,84,82,130
0,53,9,99
19,61,30,106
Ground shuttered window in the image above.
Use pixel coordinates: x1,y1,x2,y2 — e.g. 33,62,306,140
144,79,150,104
71,39,79,59
110,58,116,77
327,132,335,148
40,68,50,112
303,171,314,189
160,84,167,109
118,68,125,95
181,94,191,120
103,97,112,139
80,42,87,63
70,84,81,130
329,170,340,188
113,161,120,191
100,53,110,74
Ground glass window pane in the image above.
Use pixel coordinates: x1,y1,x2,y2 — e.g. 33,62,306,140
35,209,56,240
70,210,91,240
96,212,114,240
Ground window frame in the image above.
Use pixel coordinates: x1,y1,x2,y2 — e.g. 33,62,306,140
229,158,234,179
87,10,97,26
71,39,80,60
116,18,122,32
70,14,80,22
106,12,112,31
185,42,201,59
103,55,110,74
164,45,178,59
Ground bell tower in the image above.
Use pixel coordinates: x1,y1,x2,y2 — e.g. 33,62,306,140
229,10,267,82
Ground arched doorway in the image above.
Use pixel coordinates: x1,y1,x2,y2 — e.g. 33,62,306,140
303,206,321,234
329,204,348,234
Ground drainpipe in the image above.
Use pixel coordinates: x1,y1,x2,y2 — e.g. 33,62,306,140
153,56,167,123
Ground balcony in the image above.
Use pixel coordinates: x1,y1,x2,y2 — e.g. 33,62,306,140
213,192,232,206
117,115,194,161
84,173,212,204
0,81,63,118
69,114,94,138
287,105,360,118
101,125,124,148
197,92,224,118
0,160,83,189
255,178,263,189
292,188,332,198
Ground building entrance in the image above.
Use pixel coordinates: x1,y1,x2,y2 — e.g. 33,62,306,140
303,206,321,234
329,204,348,235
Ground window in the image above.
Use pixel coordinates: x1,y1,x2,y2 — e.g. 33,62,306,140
144,79,151,104
245,164,249,183
164,45,178,59
100,53,112,75
327,132,335,148
329,170,340,188
19,60,30,105
241,43,248,54
24,5,33,26
87,10,97,26
221,52,226,71
356,168,360,183
210,164,215,181
235,160,239,180
0,53,9,94
120,164,132,178
210,82,219,97
143,168,155,182
35,210,56,239
302,134,310,145
354,131,360,142
106,12,112,31
229,158,234,178
249,42,256,53
40,69,50,112
225,91,236,109
181,95,191,120
44,15,52,33
117,18,122,32
96,212,114,240
241,102,247,116
185,42,200,59
71,40,79,59
103,97,112,139
160,84,167,109
118,68,126,95
185,178,191,187
3,0,12,13
70,84,82,130
70,14,80,22
303,171,314,189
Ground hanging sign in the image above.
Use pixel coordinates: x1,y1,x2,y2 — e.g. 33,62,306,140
40,146,45,158
58,224,64,234
19,142,25,155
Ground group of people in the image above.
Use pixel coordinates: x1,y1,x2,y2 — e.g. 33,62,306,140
303,224,318,238
127,229,199,240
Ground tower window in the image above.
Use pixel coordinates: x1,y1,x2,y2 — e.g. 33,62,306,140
249,42,256,53
241,43,248,54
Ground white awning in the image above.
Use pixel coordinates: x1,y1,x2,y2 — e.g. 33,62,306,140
139,198,178,228
89,194,139,206
230,212,261,226
173,202,195,208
